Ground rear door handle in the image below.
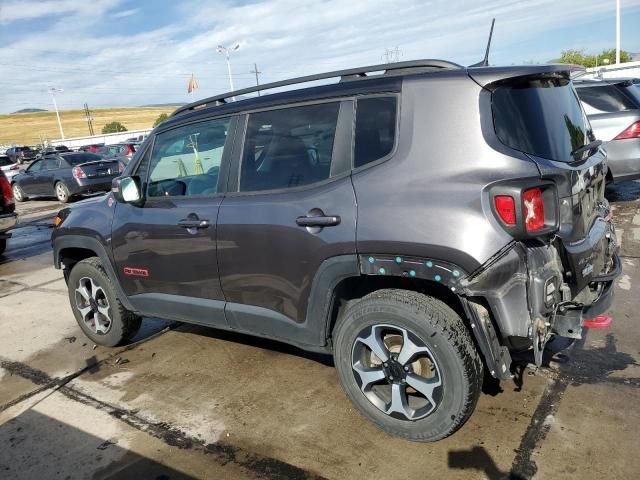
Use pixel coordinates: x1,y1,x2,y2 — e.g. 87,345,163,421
296,215,341,227
178,218,210,229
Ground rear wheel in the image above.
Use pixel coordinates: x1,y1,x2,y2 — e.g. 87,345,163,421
333,289,482,442
0,238,6,255
55,181,71,203
67,257,141,346
12,184,27,202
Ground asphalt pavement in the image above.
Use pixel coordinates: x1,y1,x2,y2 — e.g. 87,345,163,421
0,186,639,480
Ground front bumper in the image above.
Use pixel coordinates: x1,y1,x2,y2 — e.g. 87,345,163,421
0,212,18,237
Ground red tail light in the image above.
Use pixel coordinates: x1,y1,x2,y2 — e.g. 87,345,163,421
613,121,640,140
0,175,14,207
72,166,86,179
494,196,516,225
523,187,545,232
490,182,556,238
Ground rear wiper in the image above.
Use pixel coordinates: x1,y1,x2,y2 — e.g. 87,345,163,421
571,139,602,160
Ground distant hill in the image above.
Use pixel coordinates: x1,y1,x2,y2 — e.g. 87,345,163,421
12,108,47,114
141,102,186,107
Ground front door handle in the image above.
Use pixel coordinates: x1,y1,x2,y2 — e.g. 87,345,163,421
178,218,210,229
296,215,341,227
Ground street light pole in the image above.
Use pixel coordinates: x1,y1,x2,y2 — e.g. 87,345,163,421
216,43,240,100
616,0,621,64
49,87,65,139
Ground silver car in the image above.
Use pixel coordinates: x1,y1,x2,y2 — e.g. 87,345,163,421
0,154,21,181
574,78,640,183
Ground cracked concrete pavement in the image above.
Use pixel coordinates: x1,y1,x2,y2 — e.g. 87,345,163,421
0,185,639,480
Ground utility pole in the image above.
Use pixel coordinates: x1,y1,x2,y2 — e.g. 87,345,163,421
382,46,402,63
251,63,262,96
616,0,621,64
48,87,65,139
84,103,95,136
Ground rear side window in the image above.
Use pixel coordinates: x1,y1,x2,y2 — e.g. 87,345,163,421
354,96,397,168
64,153,102,165
576,85,638,113
240,102,340,192
492,76,591,163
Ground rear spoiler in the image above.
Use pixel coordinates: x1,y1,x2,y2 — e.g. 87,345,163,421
468,64,585,88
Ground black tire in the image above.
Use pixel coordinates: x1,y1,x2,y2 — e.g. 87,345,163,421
333,289,483,442
12,183,27,202
67,257,142,347
55,181,71,203
0,238,6,255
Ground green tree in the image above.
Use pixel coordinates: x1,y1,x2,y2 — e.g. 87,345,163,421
153,112,169,127
102,121,127,134
557,48,632,68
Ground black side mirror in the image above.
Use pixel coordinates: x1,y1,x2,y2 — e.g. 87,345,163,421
112,176,142,204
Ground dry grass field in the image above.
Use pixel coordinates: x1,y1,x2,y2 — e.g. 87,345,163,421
0,107,177,146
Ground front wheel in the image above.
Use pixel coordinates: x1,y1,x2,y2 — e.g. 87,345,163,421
333,289,483,442
55,181,71,203
67,257,142,346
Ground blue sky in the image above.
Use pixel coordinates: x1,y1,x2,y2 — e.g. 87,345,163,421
0,0,639,114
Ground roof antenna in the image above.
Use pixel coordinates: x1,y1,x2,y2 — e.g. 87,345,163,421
469,18,495,67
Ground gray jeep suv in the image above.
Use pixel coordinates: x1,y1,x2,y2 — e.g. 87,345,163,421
51,60,620,441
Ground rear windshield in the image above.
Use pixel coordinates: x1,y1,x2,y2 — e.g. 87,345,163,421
17,146,31,152
63,153,102,165
575,84,639,113
492,76,591,163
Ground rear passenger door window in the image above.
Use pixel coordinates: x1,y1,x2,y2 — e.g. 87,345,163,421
239,103,340,192
146,117,231,197
354,96,398,168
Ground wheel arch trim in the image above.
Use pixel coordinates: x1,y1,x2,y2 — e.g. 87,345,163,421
53,235,137,312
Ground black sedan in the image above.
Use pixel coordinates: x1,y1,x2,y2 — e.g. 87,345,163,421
11,152,123,203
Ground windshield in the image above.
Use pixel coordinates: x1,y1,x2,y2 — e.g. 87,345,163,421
492,75,592,163
63,153,102,165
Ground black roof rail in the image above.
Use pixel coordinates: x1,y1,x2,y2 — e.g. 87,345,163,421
171,59,462,117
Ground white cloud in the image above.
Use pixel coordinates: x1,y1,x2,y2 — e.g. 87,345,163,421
112,8,139,18
1,0,640,114
0,0,124,24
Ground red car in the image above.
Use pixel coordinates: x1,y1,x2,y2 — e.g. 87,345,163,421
96,143,137,159
79,144,105,154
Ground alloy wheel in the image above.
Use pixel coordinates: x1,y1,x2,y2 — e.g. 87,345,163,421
12,184,22,201
351,324,443,421
74,276,112,334
56,183,67,202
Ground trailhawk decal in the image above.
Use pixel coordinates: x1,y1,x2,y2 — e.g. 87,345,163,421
123,267,149,278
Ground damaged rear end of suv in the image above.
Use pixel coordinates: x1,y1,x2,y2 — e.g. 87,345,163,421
460,66,620,371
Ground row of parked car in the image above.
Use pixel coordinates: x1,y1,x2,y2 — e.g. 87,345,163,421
1,141,141,204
